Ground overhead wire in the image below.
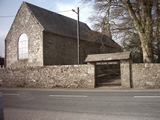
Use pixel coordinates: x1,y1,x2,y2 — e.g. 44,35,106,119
0,16,15,18
56,10,73,13
0,1,94,18
49,0,61,10
0,0,62,18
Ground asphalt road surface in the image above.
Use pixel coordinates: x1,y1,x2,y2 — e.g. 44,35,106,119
1,88,160,120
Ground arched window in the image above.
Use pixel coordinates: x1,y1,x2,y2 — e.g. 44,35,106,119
18,34,28,59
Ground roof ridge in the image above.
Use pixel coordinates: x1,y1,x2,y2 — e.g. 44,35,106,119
24,1,89,26
22,1,119,47
23,1,91,40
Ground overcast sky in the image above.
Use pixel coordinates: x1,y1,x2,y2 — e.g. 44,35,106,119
0,0,93,57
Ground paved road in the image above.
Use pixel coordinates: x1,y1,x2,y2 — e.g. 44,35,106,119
1,88,160,120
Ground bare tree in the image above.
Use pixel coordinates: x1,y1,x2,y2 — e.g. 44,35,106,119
123,0,154,63
153,0,160,62
84,0,160,63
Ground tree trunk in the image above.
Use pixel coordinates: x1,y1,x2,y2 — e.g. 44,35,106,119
124,0,154,63
156,0,160,63
158,42,160,63
140,36,153,63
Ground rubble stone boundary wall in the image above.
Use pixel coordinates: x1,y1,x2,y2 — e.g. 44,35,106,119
0,63,160,89
0,65,95,88
131,63,160,89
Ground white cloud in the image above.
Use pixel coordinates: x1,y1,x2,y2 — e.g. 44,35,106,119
55,0,93,28
56,2,77,20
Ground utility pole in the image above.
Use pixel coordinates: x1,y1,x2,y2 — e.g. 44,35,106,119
77,7,80,65
72,7,80,65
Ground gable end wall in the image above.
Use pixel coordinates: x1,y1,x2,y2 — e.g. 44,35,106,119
5,2,44,67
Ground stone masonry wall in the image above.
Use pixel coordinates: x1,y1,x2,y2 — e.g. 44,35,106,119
43,31,119,65
0,65,95,88
5,2,44,67
132,64,160,89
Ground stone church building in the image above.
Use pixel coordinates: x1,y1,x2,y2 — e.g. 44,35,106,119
5,2,121,68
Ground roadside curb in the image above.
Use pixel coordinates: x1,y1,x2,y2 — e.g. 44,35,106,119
1,87,160,92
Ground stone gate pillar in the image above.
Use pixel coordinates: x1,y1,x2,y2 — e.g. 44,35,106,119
120,60,131,88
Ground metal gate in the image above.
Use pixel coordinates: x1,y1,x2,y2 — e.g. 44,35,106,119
95,61,121,87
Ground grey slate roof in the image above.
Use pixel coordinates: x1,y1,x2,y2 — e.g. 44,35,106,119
85,52,131,62
25,2,90,41
24,2,120,48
